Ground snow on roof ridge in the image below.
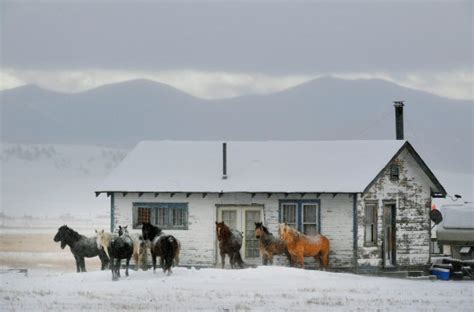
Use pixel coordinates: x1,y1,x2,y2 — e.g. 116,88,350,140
97,140,408,193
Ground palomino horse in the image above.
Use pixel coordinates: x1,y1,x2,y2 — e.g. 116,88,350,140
108,225,134,281
141,222,180,274
54,225,109,272
95,229,118,260
279,223,330,269
215,221,244,269
255,222,292,266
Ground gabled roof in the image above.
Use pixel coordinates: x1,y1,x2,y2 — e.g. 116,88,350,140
96,140,445,195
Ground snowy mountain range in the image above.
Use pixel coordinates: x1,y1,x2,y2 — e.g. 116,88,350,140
2,77,472,173
1,78,472,216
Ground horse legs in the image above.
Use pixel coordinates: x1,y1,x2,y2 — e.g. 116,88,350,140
133,252,139,271
125,257,130,276
98,250,109,270
115,258,121,278
74,255,81,273
295,253,305,269
174,251,180,267
110,257,117,281
79,257,86,272
320,250,330,270
220,252,226,269
152,254,157,273
285,252,293,267
230,252,236,269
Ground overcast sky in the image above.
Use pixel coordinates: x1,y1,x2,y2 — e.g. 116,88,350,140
1,0,472,99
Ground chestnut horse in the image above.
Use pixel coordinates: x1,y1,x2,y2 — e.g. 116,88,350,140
255,222,292,266
279,223,330,269
215,221,244,269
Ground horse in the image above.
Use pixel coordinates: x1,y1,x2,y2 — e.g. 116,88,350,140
53,225,109,272
117,225,148,270
95,229,118,260
255,222,292,266
215,221,244,269
137,239,150,271
108,225,134,281
141,222,180,273
278,223,330,269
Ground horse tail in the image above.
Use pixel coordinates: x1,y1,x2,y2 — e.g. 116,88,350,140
234,251,245,269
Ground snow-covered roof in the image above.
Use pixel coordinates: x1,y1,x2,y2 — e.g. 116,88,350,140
96,140,419,194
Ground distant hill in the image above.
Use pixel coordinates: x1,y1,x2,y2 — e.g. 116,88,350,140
0,143,127,217
1,77,472,173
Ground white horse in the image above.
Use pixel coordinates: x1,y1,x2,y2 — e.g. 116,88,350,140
95,229,118,259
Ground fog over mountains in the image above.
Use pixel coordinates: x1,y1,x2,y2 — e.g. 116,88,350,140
2,77,472,174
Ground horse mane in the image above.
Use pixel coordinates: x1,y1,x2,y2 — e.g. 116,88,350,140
64,226,82,241
255,222,270,235
142,222,162,240
282,224,300,242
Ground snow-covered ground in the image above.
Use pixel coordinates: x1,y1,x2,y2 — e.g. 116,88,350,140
1,266,472,311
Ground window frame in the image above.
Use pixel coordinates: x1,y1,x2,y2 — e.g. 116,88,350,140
363,201,378,247
390,164,400,181
132,202,189,230
279,199,321,234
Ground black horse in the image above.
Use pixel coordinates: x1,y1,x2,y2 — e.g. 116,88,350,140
53,225,109,272
141,222,179,274
108,225,134,281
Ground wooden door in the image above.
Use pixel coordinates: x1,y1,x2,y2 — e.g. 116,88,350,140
383,204,396,267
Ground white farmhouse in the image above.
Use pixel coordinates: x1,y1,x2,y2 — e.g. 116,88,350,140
96,140,446,272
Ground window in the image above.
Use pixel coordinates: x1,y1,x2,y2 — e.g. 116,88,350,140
137,207,151,225
303,204,319,236
279,200,320,235
390,164,400,181
133,202,188,230
280,203,298,229
364,203,377,246
221,210,237,230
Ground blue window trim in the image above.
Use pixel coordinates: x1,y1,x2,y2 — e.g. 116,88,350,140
132,202,188,230
279,199,321,233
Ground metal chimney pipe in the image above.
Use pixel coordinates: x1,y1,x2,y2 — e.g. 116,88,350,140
393,101,405,140
222,142,228,179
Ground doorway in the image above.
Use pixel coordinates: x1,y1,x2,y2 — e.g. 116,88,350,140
383,203,397,267
216,205,263,265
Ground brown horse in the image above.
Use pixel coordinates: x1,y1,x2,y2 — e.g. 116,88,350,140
255,222,292,266
279,223,330,269
215,221,244,269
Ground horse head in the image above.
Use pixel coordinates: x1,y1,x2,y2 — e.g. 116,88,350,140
142,222,161,241
215,221,230,241
279,223,297,243
255,222,267,239
95,229,105,250
118,225,129,236
53,225,70,249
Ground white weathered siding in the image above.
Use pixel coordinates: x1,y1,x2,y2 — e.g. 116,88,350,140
112,192,354,268
357,147,435,270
